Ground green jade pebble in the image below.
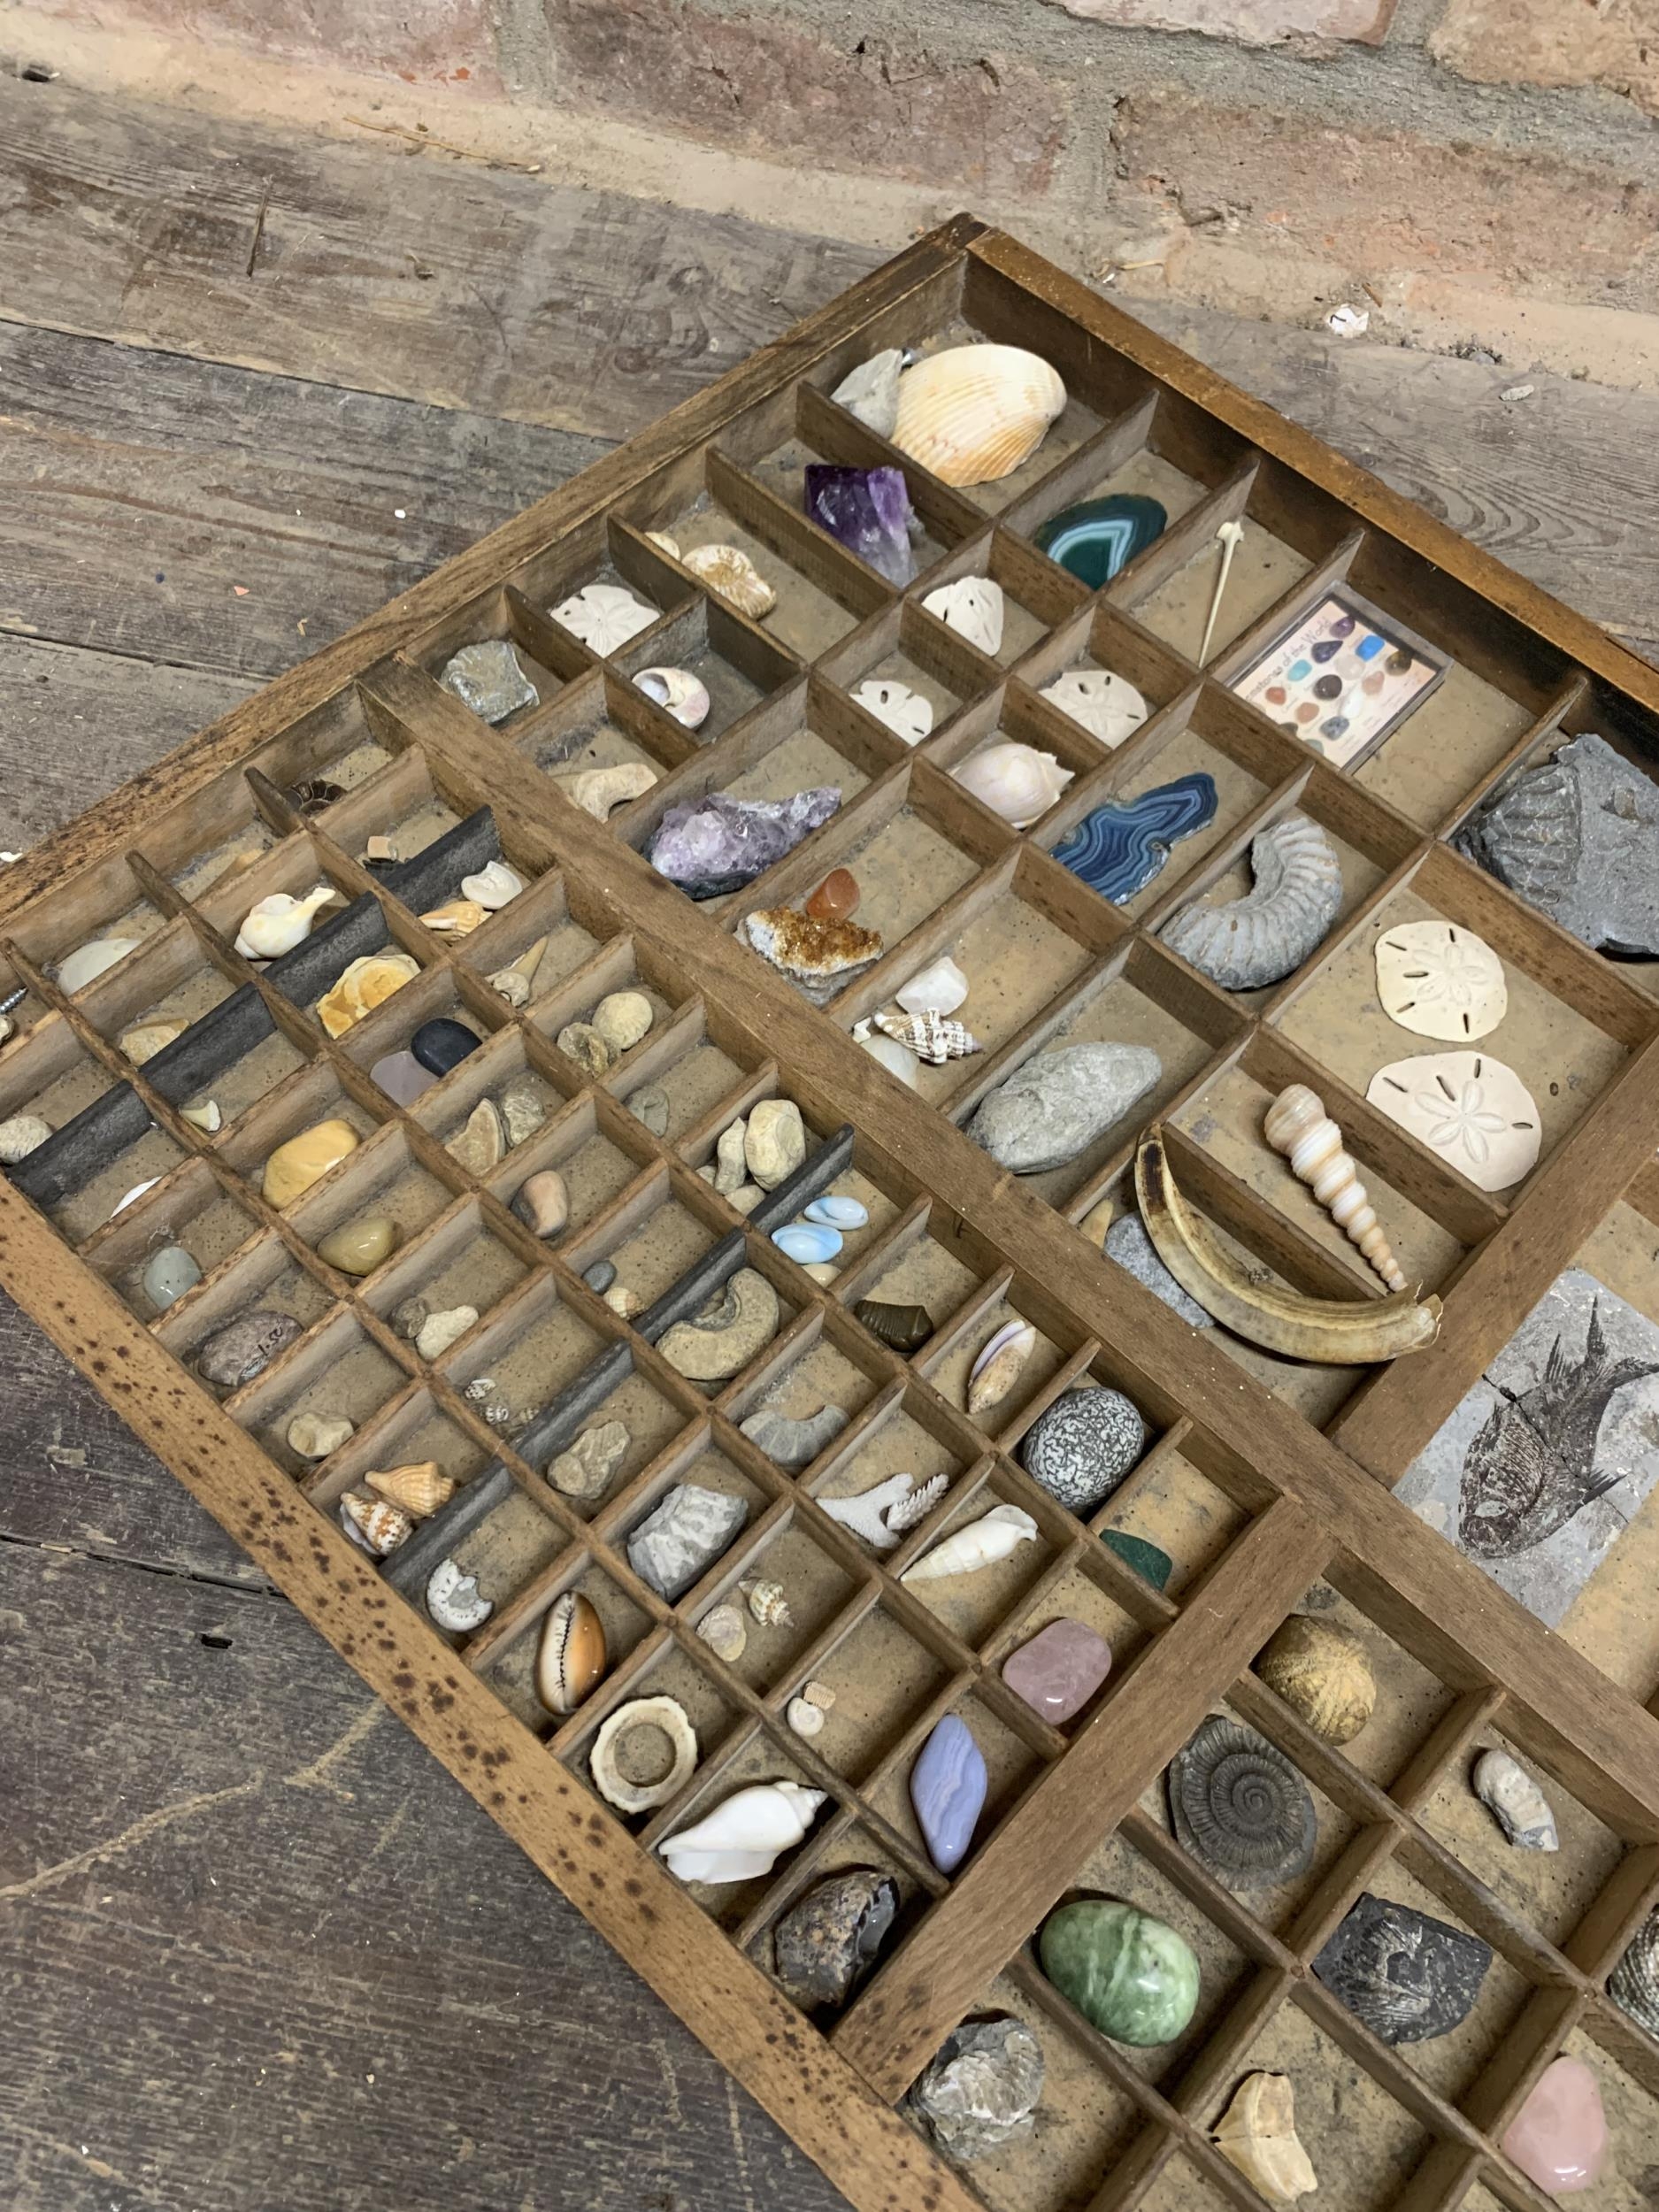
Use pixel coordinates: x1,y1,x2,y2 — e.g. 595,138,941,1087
1039,1900,1199,2045
1101,1529,1173,1591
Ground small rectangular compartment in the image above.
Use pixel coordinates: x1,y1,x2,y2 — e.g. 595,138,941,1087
1118,473,1318,668
229,1307,412,1463
81,1156,263,1321
1234,1993,1437,2212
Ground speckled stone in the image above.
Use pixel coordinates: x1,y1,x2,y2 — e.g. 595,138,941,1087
1002,1618,1112,1724
772,1870,898,2010
1021,1386,1146,1513
910,1713,987,1875
197,1309,303,1389
1106,1212,1212,1328
910,2017,1045,2162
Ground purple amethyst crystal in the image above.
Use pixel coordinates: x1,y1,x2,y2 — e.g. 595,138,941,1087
646,787,841,899
804,465,917,588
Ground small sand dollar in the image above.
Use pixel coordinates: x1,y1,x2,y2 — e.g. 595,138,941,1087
1365,1049,1541,1192
1375,918,1507,1041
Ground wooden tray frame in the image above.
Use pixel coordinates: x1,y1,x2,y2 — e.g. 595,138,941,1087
4,215,1659,2212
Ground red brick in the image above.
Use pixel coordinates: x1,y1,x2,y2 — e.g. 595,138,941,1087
1046,0,1393,46
1432,0,1659,118
30,0,499,86
546,0,1070,196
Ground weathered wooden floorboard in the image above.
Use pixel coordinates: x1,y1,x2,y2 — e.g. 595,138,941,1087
0,1546,850,2212
0,321,608,682
0,77,879,438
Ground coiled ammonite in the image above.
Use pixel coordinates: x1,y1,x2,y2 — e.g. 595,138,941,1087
1168,1714,1317,1889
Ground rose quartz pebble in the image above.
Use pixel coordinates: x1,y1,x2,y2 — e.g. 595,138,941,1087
806,868,859,922
1002,1618,1111,1724
1501,2057,1608,2195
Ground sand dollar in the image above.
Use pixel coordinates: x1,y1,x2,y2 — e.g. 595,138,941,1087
1374,918,1507,1041
1365,1048,1541,1192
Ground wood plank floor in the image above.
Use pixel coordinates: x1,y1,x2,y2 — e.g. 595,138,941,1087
4,71,1659,2212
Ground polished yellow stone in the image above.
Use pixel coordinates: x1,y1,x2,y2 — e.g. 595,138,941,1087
317,1213,397,1276
264,1118,360,1210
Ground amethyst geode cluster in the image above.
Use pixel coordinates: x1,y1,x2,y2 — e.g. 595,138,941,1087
804,465,917,588
646,787,841,900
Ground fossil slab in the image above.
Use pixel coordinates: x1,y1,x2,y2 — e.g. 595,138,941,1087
1366,1049,1540,1192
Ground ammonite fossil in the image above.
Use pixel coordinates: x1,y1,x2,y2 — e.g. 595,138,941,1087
289,777,345,816
1168,1714,1317,1889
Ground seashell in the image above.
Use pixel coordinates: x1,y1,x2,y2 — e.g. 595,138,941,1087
659,1779,826,1884
557,762,658,820
1162,815,1343,992
550,581,657,653
592,1694,700,1816
657,1268,780,1382
591,989,654,1055
1041,668,1149,750
805,1194,867,1229
1169,1715,1317,1888
1263,1082,1408,1293
680,543,776,618
58,938,140,994
416,1304,479,1361
772,1222,843,1266
1375,918,1507,1041
426,1555,492,1632
852,679,933,745
856,1027,921,1087
1609,1907,1659,2037
953,741,1075,830
895,956,968,1017
263,1117,359,1209
831,349,902,437
922,575,1004,656
696,1602,748,1663
892,344,1066,488
967,1319,1036,1417
854,1299,933,1355
119,1019,187,1067
446,1097,505,1178
460,859,525,910
646,530,681,561
902,1502,1039,1583
111,1177,162,1217
340,1489,413,1556
536,1589,606,1714
872,1010,979,1065
1366,1049,1540,1193
819,1471,947,1550
287,1413,352,1460
419,897,488,936
1472,1747,1558,1851
1256,1615,1376,1745
234,883,338,960
1211,2073,1317,2204
604,1284,643,1317
787,1696,825,1738
181,1100,222,1133
365,1461,455,1517
0,1113,46,1165
741,1578,794,1628
634,666,711,730
315,951,420,1038
1314,1891,1491,2046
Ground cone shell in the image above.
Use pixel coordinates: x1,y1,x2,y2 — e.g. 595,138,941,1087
1256,1615,1376,1745
1212,2073,1317,2204
967,1319,1036,1417
893,346,1065,488
536,1589,608,1715
365,1460,455,1517
873,1010,980,1065
339,1488,414,1555
316,951,420,1037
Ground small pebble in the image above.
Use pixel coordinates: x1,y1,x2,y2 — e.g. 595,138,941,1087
591,989,654,1055
392,1294,429,1341
500,1077,548,1149
511,1169,569,1239
416,1304,478,1361
142,1244,202,1310
0,1112,52,1164
806,868,859,921
728,1183,764,1215
628,1083,670,1137
371,1049,438,1106
198,1309,303,1389
317,1214,397,1276
557,1021,615,1079
582,1260,618,1294
547,1418,630,1502
288,1412,354,1460
411,1018,482,1077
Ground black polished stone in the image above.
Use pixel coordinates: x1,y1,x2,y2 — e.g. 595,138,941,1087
411,1018,482,1076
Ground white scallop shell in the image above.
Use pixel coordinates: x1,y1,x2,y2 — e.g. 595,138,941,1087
1040,668,1149,750
1374,918,1508,1041
460,859,526,910
234,884,339,960
1161,814,1343,990
659,1780,826,1884
1365,1049,1541,1192
952,741,1073,828
426,1556,493,1633
551,582,657,653
853,679,933,745
681,543,776,618
634,665,711,729
895,956,969,1017
893,345,1066,487
922,575,1004,656
901,1502,1039,1583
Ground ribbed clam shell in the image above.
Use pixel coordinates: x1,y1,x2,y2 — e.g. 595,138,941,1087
873,1010,980,1064
1457,756,1580,909
1161,815,1342,991
893,345,1066,488
1609,1908,1659,2036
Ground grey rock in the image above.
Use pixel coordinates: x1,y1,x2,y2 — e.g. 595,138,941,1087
628,1084,671,1137
740,1402,849,1471
1022,1385,1146,1513
910,2016,1045,2162
440,640,538,725
499,1076,549,1150
1313,1893,1491,2045
646,787,841,899
772,1870,898,2010
1106,1213,1212,1327
142,1244,203,1312
548,1418,630,1503
1472,1748,1559,1852
392,1294,429,1342
582,1260,618,1295
197,1308,303,1389
626,1482,748,1599
1456,732,1659,956
967,1043,1160,1175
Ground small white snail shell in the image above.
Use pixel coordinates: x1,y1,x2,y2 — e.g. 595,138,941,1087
426,1556,493,1633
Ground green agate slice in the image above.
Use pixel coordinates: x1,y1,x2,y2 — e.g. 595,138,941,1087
1034,495,1166,588
1039,1899,1199,2045
1101,1529,1173,1590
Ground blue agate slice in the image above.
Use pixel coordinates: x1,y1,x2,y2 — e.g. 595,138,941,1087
1052,772,1218,902
1034,495,1166,588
